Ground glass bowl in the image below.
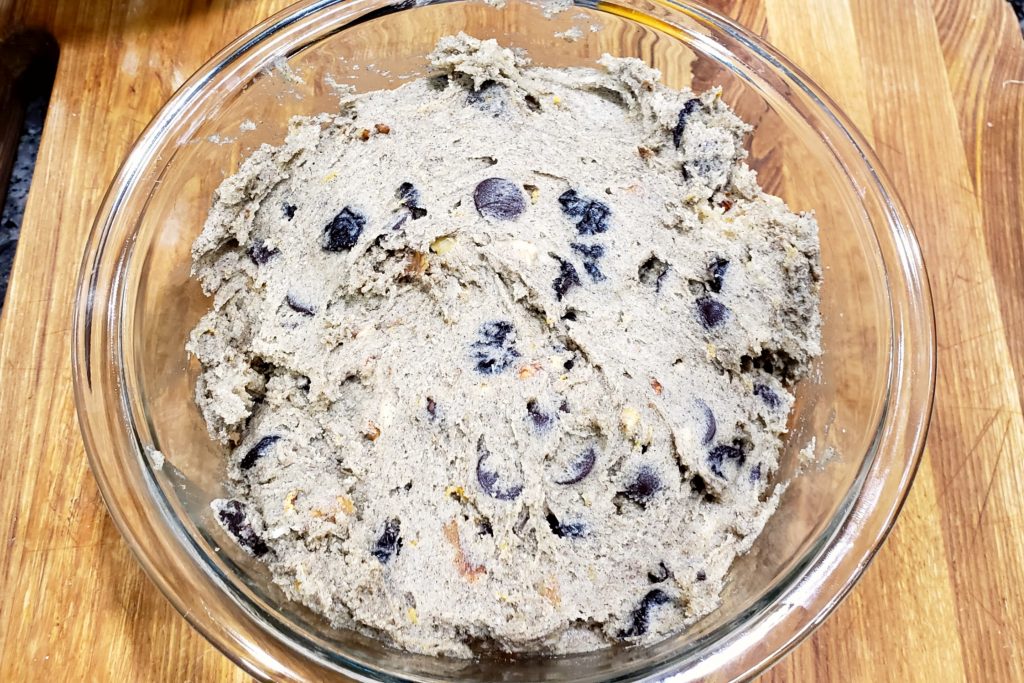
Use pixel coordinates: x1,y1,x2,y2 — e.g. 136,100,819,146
72,0,935,680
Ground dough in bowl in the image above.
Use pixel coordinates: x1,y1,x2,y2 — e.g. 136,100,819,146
189,34,822,657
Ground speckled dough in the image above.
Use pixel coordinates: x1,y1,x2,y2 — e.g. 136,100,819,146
189,34,822,657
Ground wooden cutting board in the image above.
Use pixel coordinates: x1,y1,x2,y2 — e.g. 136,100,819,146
1,0,1021,680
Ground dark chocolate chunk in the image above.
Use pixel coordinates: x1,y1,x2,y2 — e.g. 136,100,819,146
239,435,281,470
371,518,403,563
321,207,366,252
396,182,427,219
696,399,716,445
247,240,280,265
470,320,520,375
708,444,745,478
526,399,554,431
696,570,707,582
283,203,297,220
754,383,781,409
217,500,269,557
672,98,702,148
552,257,582,301
619,589,672,638
545,511,587,538
558,189,611,235
750,463,762,483
707,257,729,293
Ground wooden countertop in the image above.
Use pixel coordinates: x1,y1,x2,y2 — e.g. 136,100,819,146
1,0,1022,679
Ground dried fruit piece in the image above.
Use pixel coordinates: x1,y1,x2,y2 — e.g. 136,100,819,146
470,320,520,375
552,256,581,301
474,178,526,220
239,435,281,470
358,128,371,140
708,444,745,478
365,422,382,441
322,207,366,252
374,122,391,134
695,296,728,328
372,518,403,563
619,589,672,638
558,189,611,235
672,98,702,148
621,466,662,507
216,499,269,557
650,378,663,395
554,447,596,485
476,436,524,501
247,240,280,265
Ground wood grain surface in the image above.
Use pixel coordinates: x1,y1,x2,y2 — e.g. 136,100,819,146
0,0,1022,680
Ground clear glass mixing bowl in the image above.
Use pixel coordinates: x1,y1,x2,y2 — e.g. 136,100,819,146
72,0,935,680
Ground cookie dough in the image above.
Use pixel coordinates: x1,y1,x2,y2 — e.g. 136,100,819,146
189,34,821,657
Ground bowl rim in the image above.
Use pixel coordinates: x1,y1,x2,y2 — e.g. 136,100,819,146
72,0,936,680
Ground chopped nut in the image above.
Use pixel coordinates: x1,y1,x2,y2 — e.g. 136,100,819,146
638,146,654,160
539,577,561,607
641,79,654,91
358,128,370,141
443,519,486,582
524,184,540,204
430,236,456,255
284,489,300,512
404,251,429,278
365,421,381,441
445,485,466,501
620,406,641,435
407,607,419,623
322,170,338,183
552,94,562,105
336,495,356,515
650,377,663,395
517,363,542,380
374,122,391,134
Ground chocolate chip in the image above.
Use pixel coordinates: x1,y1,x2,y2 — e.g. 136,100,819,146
696,570,707,582
696,296,729,328
247,240,279,265
754,384,781,409
672,98,702,148
397,182,427,219
621,466,662,507
239,435,281,470
217,500,269,557
554,447,597,485
476,436,523,501
559,189,611,235
696,399,716,445
474,178,526,221
708,444,745,478
285,294,316,316
283,203,297,220
371,518,402,563
647,561,671,583
526,399,554,431
322,207,366,252
750,463,762,483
